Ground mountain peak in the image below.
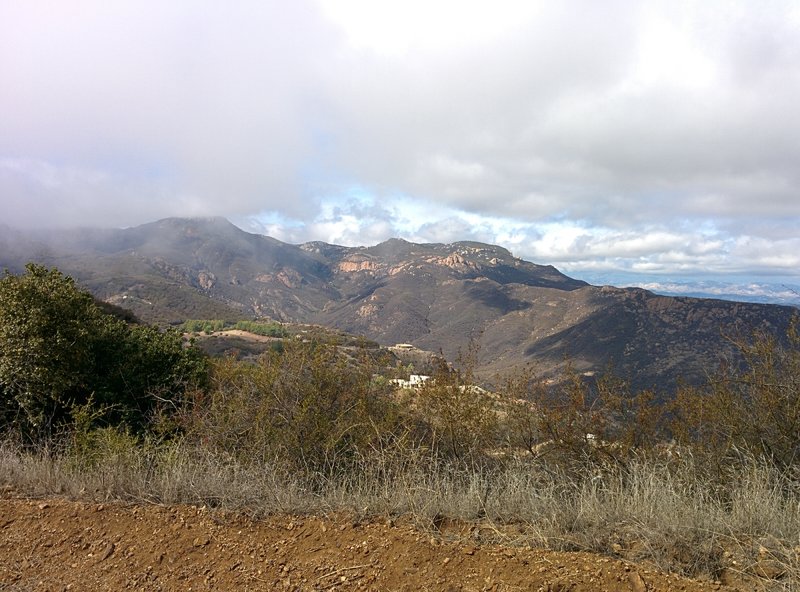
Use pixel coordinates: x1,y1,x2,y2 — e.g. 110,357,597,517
149,216,239,231
365,237,419,260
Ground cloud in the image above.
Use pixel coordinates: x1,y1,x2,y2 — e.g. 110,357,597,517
1,0,799,281
1,1,334,225
629,280,800,305
0,157,220,227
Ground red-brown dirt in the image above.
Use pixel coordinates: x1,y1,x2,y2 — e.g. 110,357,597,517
0,495,766,592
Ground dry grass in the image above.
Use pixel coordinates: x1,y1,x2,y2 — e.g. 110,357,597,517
3,436,800,586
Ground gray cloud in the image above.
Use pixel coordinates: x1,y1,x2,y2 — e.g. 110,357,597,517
1,0,799,281
1,1,334,226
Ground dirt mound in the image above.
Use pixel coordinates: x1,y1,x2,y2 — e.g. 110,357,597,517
0,496,751,591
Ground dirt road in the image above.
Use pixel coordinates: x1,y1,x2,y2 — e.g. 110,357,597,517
0,496,757,591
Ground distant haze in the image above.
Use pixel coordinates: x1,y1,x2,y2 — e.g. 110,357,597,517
2,1,799,293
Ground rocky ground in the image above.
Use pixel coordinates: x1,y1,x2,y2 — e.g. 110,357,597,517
1,494,776,592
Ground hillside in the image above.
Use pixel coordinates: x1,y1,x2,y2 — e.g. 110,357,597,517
2,217,795,389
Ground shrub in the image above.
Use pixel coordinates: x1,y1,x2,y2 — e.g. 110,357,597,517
181,340,404,473
0,264,208,439
670,318,800,471
495,360,675,477
416,353,497,461
182,319,227,333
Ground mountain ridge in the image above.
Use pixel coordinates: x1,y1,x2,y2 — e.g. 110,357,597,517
2,217,795,389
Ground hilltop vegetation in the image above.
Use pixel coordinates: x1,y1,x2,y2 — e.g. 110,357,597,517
2,265,800,586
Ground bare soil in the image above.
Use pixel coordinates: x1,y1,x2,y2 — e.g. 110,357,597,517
195,330,277,342
0,494,764,592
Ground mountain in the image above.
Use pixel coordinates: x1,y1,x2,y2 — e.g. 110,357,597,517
2,217,796,389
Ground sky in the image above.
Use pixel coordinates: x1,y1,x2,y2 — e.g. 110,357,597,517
2,0,799,301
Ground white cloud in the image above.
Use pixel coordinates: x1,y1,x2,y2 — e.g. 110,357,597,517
317,0,544,56
0,0,799,282
628,279,800,305
0,158,214,227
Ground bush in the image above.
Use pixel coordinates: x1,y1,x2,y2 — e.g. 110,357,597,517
0,264,208,439
416,347,497,461
495,362,669,474
670,319,800,471
181,340,403,473
182,319,227,333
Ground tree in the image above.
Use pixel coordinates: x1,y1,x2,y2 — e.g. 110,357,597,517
0,264,207,438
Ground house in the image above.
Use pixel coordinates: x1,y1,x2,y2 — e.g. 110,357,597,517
389,374,430,389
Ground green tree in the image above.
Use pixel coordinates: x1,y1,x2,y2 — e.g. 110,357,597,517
0,264,208,438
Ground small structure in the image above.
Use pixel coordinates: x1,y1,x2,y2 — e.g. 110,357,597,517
389,374,430,390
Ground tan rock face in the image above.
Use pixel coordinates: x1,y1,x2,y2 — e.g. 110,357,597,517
337,259,380,273
252,269,304,288
387,263,411,276
357,303,379,319
276,269,302,288
197,271,216,290
424,253,479,272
